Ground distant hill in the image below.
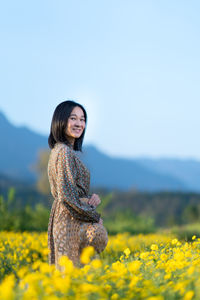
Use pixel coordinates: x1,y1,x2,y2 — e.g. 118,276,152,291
79,146,187,191
137,158,200,192
0,110,200,191
0,111,47,182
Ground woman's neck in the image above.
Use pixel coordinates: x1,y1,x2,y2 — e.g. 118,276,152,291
66,136,75,148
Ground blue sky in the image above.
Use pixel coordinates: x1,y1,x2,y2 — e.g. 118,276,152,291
0,1,200,159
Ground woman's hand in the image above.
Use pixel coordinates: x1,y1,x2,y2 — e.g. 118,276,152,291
88,193,101,207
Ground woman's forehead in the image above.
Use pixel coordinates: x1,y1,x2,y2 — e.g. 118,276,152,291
70,106,85,117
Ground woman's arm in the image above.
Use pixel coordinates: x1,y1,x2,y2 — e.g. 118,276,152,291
56,146,101,223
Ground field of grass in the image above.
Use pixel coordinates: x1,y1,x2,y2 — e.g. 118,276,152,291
0,231,200,299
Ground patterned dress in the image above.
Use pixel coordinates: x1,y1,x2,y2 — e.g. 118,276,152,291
47,142,108,269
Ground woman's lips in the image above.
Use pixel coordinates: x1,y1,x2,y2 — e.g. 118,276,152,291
73,128,81,133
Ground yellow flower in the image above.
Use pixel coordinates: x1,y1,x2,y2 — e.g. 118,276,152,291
184,291,194,300
0,274,15,300
17,266,29,278
80,283,99,293
192,235,196,240
160,253,167,261
58,255,74,274
151,244,158,251
80,246,95,264
40,262,52,274
22,285,39,300
124,248,131,256
53,276,70,293
164,273,171,280
146,297,164,300
188,266,195,275
171,238,178,245
111,294,119,300
174,282,186,295
128,260,141,274
119,255,124,261
111,261,127,277
43,297,60,300
91,258,102,269
140,251,150,259
1,231,199,299
174,251,185,261
129,275,139,288
86,274,94,282
104,284,112,292
116,279,125,288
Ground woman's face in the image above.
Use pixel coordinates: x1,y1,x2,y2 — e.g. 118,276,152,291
65,106,86,142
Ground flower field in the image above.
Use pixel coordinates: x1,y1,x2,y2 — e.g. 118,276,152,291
0,231,200,299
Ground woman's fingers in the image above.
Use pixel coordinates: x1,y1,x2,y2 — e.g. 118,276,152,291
88,194,101,206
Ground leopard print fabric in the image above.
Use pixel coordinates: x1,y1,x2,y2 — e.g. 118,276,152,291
47,142,108,268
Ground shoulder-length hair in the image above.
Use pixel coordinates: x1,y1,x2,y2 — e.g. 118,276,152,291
48,100,87,151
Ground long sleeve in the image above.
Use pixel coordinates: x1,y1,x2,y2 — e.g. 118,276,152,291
56,145,100,223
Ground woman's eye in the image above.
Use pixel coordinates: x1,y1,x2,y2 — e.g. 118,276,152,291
70,117,85,122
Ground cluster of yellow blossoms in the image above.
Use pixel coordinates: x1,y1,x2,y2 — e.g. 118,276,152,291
0,231,200,299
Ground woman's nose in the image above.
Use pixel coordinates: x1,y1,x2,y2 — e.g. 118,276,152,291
75,119,81,126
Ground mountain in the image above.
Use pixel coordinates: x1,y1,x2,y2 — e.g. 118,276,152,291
0,111,47,182
137,158,200,192
79,146,187,191
0,110,200,191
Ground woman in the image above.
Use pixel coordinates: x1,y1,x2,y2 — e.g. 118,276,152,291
47,100,108,269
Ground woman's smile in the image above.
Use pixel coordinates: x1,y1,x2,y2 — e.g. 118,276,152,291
73,128,82,133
